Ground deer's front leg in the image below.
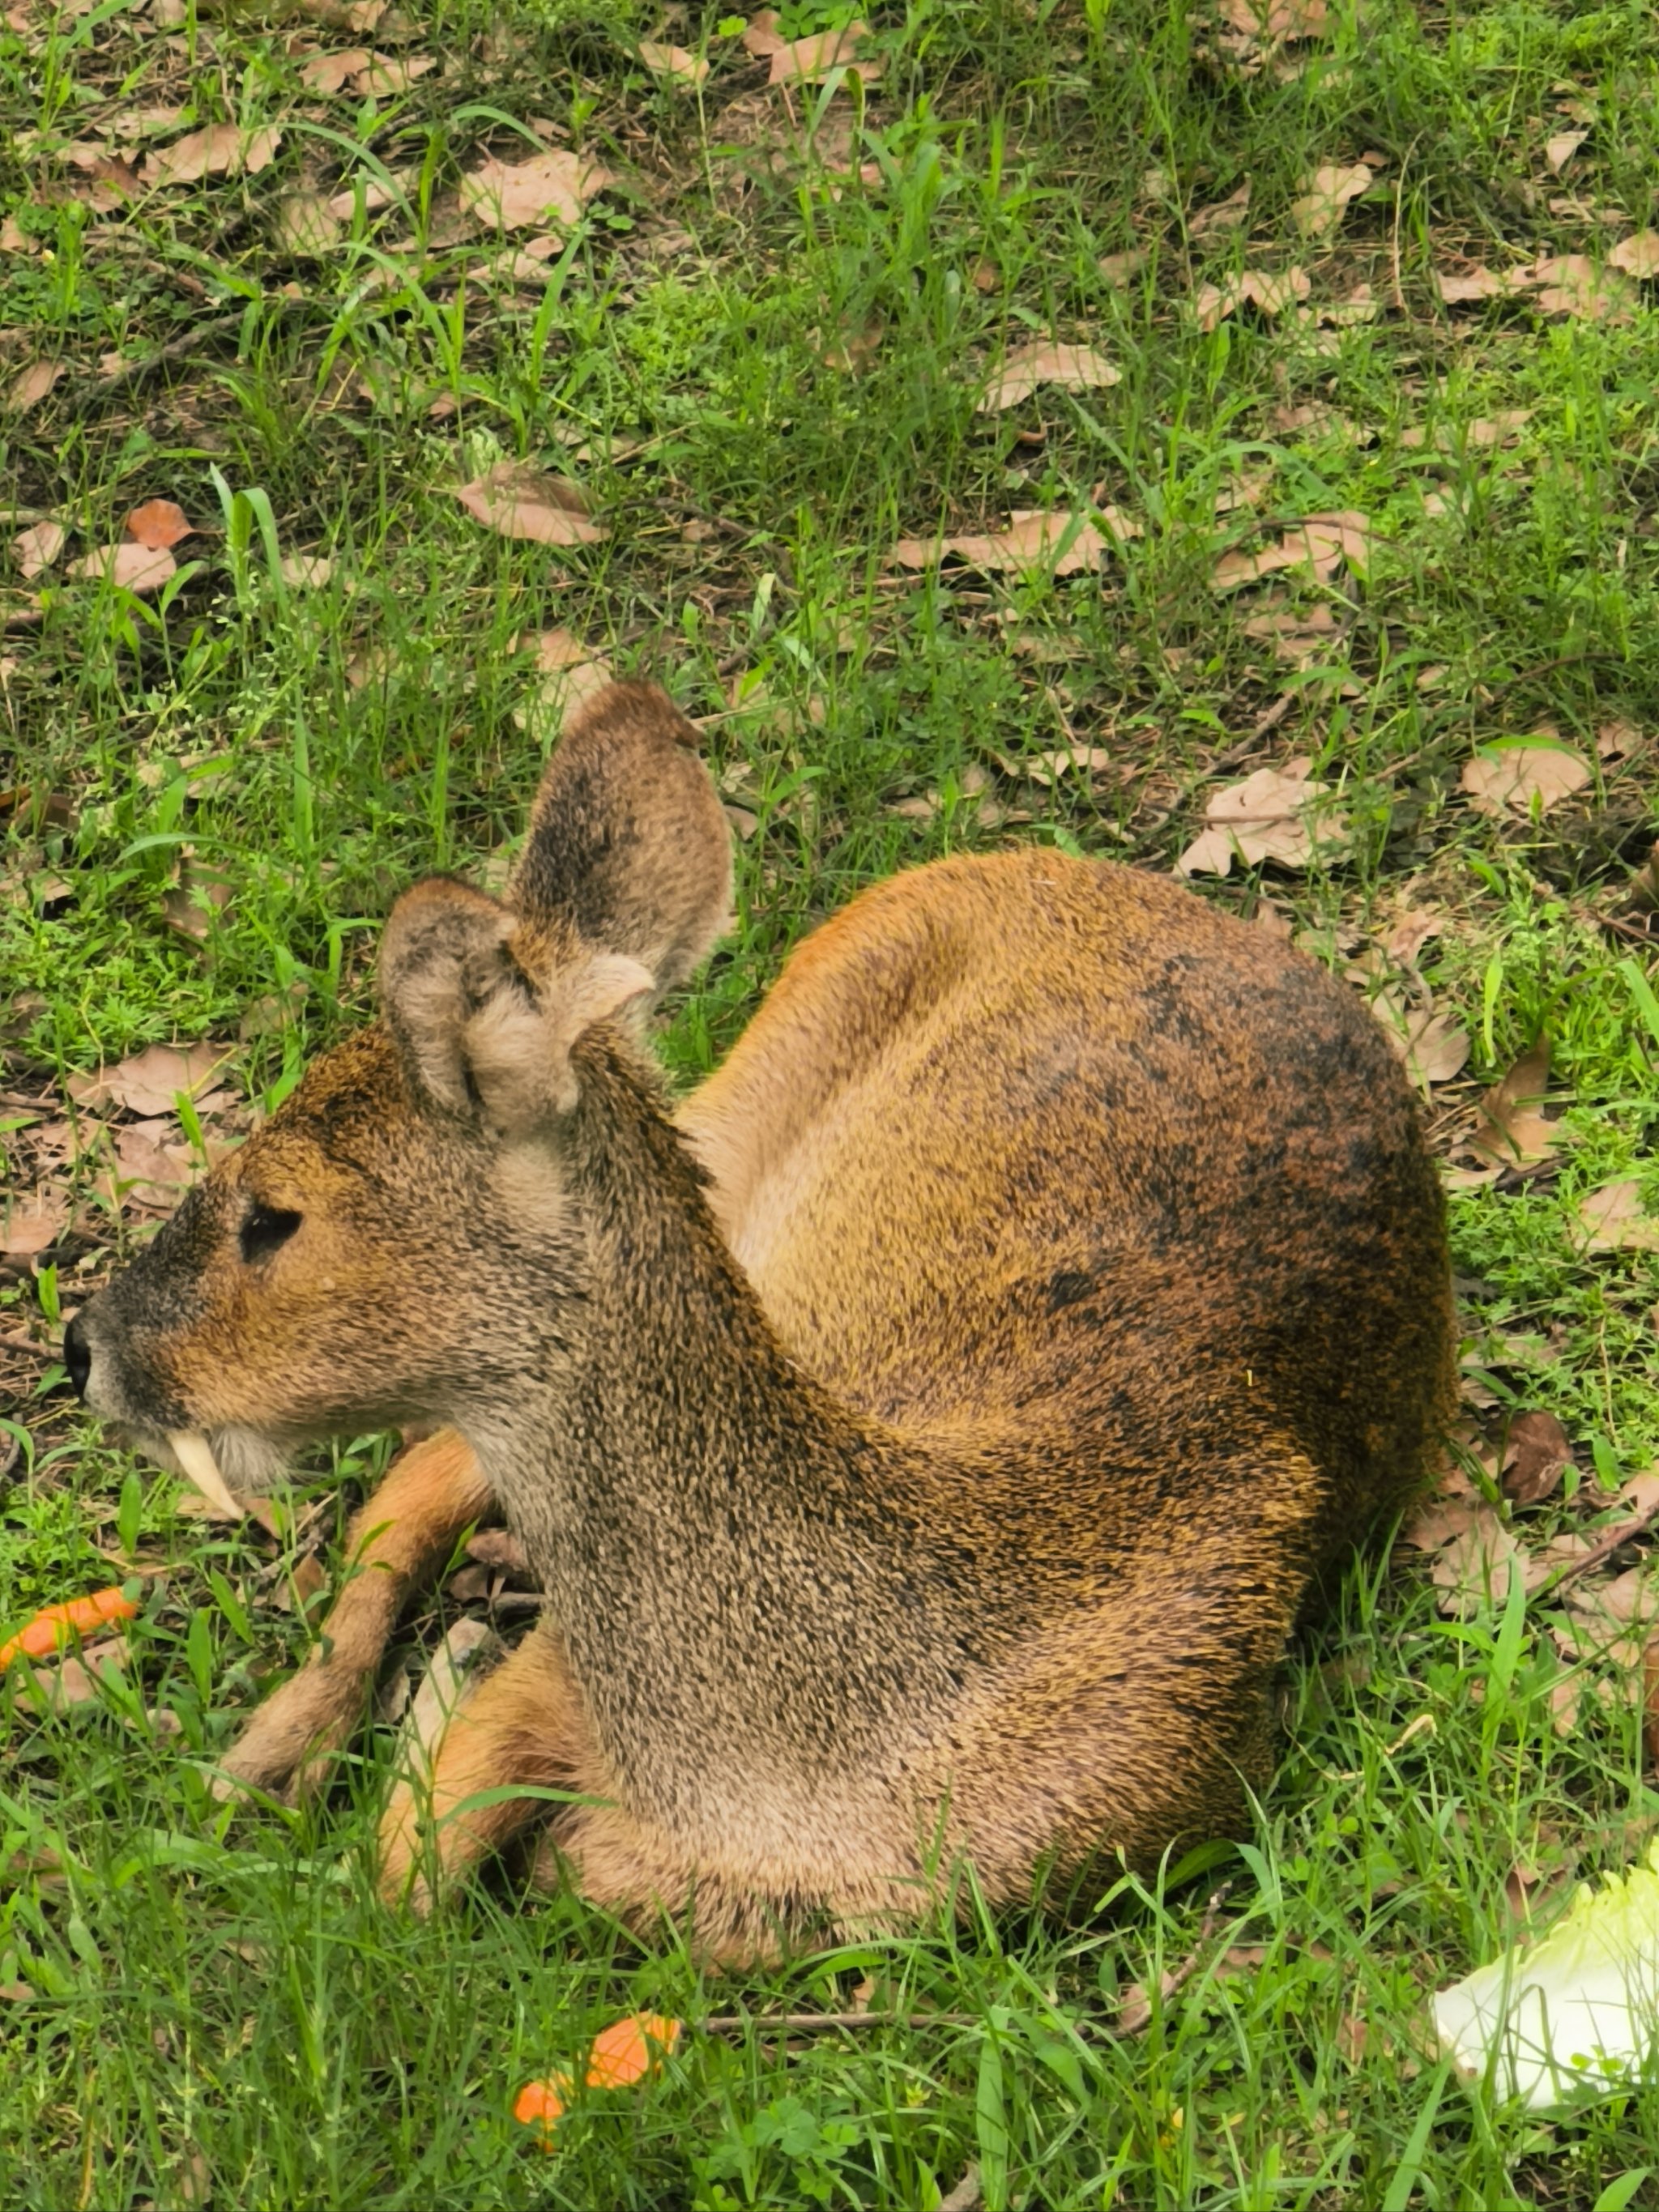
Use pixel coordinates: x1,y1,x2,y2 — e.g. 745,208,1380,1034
378,1622,595,1911
215,1430,496,1802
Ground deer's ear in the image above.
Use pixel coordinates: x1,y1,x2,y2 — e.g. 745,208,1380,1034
380,877,651,1135
510,680,733,995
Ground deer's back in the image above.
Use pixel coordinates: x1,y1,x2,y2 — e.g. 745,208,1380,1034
682,850,1452,1548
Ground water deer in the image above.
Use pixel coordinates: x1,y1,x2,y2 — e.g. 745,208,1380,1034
66,680,1454,1963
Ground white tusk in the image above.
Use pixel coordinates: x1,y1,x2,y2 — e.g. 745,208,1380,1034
167,1430,245,1520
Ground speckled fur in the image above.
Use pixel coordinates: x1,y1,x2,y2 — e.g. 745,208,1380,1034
73,680,1456,1963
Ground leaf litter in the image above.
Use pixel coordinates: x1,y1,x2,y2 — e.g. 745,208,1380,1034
452,462,607,546
1175,759,1348,878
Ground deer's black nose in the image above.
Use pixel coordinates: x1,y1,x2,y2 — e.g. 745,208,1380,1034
63,1312,92,1399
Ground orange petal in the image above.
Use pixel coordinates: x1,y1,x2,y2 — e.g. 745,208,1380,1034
0,1588,139,1669
513,2073,570,2142
584,2012,683,2089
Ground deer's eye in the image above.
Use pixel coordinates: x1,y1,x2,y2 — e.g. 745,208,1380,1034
240,1204,302,1265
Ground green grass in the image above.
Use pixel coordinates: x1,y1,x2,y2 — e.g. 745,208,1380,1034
4,0,1659,2202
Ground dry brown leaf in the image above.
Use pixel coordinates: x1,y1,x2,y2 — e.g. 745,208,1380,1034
12,520,64,578
460,151,613,232
124,499,192,551
161,852,232,945
1434,265,1521,305
1529,253,1633,320
1219,0,1327,37
67,543,177,593
275,192,343,254
1469,1042,1556,1170
350,53,434,94
1569,1565,1659,1627
1098,248,1147,283
1189,181,1252,237
1544,130,1587,174
1241,599,1341,667
977,343,1120,411
740,8,786,53
1175,758,1347,877
767,22,880,84
1610,232,1659,279
1596,718,1643,761
6,360,62,413
1503,1410,1573,1507
67,1041,229,1119
279,553,334,589
639,40,708,87
452,462,606,546
2,1191,66,1257
1402,1494,1480,1552
142,123,282,189
1460,739,1590,818
1195,266,1311,330
297,46,373,91
112,1120,199,1207
1020,745,1113,784
1383,909,1443,965
1431,1506,1520,1617
1577,1180,1659,1255
1291,161,1371,240
1395,1008,1471,1090
890,508,1135,578
1212,510,1371,592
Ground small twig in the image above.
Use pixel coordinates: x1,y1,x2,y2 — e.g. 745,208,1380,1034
698,2010,979,2036
1544,1494,1659,1598
72,298,309,411
1571,900,1655,949
1115,1882,1233,2035
0,1330,53,1357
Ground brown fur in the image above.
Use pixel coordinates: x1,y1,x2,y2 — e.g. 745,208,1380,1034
69,680,1456,1964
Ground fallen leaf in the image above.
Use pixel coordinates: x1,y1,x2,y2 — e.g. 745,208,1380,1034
1469,1042,1556,1170
978,342,1120,411
1403,1492,1480,1553
297,47,373,92
2,1191,66,1257
1431,1506,1520,1617
767,22,880,84
1212,510,1371,591
639,40,708,87
1576,1180,1659,1255
124,499,192,550
67,1040,229,1119
1220,0,1327,36
1098,248,1147,283
460,151,613,232
275,192,343,254
585,2014,682,2089
67,543,177,593
452,462,607,546
279,553,334,588
0,1586,139,1669
1175,758,1347,876
890,507,1136,578
1241,599,1342,667
1384,909,1443,965
1610,232,1659,279
6,360,62,413
1195,266,1311,330
1528,253,1633,321
1434,265,1522,305
142,123,282,189
739,9,786,54
1291,161,1371,240
1461,739,1591,818
1568,1565,1659,1627
514,627,615,733
1596,718,1643,761
349,52,434,94
1019,744,1114,784
1503,1411,1574,1507
1189,182,1252,237
110,1120,198,1207
1544,130,1587,175
1115,1965,1181,2035
12,520,65,578
1397,1008,1471,1090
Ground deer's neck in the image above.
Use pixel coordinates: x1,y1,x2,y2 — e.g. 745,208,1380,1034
464,1030,952,1801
